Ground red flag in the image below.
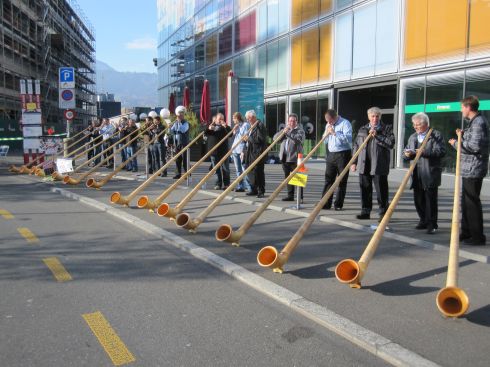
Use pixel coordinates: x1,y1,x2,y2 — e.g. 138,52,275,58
183,87,191,109
200,80,211,126
168,93,175,115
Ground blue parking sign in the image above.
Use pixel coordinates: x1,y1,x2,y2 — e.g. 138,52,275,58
59,67,75,84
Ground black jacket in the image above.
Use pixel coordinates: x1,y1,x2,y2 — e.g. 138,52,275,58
353,122,395,176
404,129,446,189
244,120,267,165
206,123,231,157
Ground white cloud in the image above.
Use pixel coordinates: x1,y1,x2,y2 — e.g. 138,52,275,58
125,37,157,50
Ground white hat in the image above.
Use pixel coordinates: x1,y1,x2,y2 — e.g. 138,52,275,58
175,105,186,115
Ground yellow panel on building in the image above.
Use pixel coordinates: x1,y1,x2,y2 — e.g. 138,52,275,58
301,27,319,85
404,0,428,65
319,22,332,82
291,33,302,87
469,0,490,55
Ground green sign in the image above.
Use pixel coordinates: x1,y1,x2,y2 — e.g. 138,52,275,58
405,100,490,114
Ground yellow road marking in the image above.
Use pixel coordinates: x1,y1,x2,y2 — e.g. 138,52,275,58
42,257,72,282
0,209,14,219
82,311,135,366
17,227,39,243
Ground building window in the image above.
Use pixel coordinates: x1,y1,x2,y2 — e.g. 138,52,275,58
334,12,352,81
234,51,256,77
219,24,233,59
235,10,256,52
219,62,233,100
218,0,234,25
291,0,320,29
206,67,218,102
375,0,399,75
206,34,218,66
195,42,205,71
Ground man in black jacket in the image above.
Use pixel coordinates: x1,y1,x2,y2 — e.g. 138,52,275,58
351,107,395,221
449,95,489,246
404,112,446,234
244,110,267,198
207,113,231,189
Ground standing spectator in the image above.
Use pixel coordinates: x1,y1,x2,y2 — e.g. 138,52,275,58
244,110,267,198
449,95,489,246
231,112,251,193
273,113,305,201
405,112,445,234
151,116,168,177
88,120,102,167
144,117,154,174
125,119,139,172
207,112,232,189
322,109,352,210
118,117,128,169
170,105,190,179
351,107,395,221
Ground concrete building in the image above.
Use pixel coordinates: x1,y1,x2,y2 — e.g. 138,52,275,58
157,0,490,176
97,93,121,118
0,0,96,147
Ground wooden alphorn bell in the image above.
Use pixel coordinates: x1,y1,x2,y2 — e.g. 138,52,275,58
137,126,235,211
216,134,328,247
110,132,205,207
174,127,286,233
436,131,469,317
51,129,119,181
335,129,433,288
86,126,168,189
257,133,374,273
63,125,150,185
156,122,258,220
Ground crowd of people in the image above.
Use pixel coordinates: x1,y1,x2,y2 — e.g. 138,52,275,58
84,95,488,246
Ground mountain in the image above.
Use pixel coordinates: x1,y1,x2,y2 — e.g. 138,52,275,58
96,60,158,108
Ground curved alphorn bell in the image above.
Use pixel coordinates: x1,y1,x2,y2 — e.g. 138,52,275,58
87,127,168,189
63,125,150,185
51,130,120,181
174,128,287,233
156,122,258,220
335,129,433,288
110,131,205,206
137,127,235,211
216,134,327,246
257,133,374,273
436,131,469,317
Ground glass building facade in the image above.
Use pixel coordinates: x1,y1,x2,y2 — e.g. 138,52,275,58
157,0,490,174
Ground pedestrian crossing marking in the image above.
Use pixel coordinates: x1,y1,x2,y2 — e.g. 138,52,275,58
0,209,14,219
82,311,135,366
42,257,72,282
17,227,39,243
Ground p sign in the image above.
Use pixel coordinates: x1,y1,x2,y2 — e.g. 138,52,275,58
59,67,75,88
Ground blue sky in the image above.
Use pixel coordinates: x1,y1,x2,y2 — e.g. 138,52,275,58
78,0,158,73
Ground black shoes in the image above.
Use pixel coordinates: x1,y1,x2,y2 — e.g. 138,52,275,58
214,185,222,190
235,188,245,192
256,193,264,198
415,223,427,230
356,213,370,220
282,197,294,202
426,227,437,235
459,234,471,241
246,191,258,196
173,174,181,179
463,237,486,246
334,207,342,211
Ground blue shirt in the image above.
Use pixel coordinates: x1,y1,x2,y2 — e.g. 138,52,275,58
232,122,250,154
324,116,352,153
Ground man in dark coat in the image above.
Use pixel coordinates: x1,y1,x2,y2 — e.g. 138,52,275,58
273,113,305,201
244,110,267,198
404,112,445,234
207,113,232,189
351,107,395,221
449,95,489,246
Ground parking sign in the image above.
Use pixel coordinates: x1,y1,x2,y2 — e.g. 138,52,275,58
59,67,75,88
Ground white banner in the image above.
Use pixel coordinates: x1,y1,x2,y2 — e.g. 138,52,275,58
40,137,63,155
21,112,42,125
56,158,74,174
23,125,42,138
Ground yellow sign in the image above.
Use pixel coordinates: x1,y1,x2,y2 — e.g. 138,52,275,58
288,173,308,187
26,102,37,111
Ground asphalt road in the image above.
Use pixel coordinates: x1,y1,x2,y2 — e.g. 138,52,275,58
0,171,386,367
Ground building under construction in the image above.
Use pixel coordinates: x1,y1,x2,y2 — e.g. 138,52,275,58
0,0,96,149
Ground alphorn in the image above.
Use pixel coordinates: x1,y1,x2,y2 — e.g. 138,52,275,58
335,129,433,288
63,125,150,185
110,131,205,206
257,133,374,273
217,134,327,246
174,128,286,233
51,128,120,181
87,127,168,189
137,126,235,211
156,122,258,220
10,125,91,174
436,131,469,317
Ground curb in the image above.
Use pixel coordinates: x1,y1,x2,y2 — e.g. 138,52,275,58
51,186,440,367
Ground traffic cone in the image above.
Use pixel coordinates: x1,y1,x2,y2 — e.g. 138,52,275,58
297,153,308,172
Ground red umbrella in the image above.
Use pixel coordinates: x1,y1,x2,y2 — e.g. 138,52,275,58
183,87,191,109
200,80,210,126
168,93,175,115
224,70,234,126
